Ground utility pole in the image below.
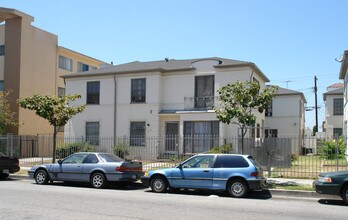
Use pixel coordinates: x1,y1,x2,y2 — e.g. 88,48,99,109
314,76,318,134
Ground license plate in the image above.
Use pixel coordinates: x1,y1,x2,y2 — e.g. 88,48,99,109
3,169,9,174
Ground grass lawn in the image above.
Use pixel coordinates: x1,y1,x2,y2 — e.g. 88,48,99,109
271,155,348,179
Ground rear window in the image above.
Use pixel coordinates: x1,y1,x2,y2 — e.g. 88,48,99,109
214,155,249,168
98,154,123,162
248,156,262,169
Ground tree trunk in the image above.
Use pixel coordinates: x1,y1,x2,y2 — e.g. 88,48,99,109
241,127,244,154
52,125,57,163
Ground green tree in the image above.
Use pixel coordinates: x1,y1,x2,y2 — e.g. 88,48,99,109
214,81,278,153
0,90,18,134
18,94,85,162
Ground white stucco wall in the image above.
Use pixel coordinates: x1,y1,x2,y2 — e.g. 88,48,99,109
325,94,343,137
0,26,5,81
264,95,303,136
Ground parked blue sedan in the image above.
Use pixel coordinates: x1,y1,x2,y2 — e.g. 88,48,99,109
28,152,144,188
141,154,265,198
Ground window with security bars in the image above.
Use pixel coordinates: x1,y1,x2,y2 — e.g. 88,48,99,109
86,81,100,104
333,98,343,115
333,128,343,137
59,56,72,71
130,122,145,146
131,78,146,103
184,121,219,153
86,122,100,145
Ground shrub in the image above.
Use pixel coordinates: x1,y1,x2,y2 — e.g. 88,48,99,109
291,154,299,161
318,138,346,160
113,142,130,159
56,142,96,158
209,144,233,154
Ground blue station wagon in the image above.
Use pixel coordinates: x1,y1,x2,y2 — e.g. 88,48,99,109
28,152,144,188
141,154,266,197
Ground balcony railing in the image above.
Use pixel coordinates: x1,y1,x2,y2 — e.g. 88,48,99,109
184,96,218,110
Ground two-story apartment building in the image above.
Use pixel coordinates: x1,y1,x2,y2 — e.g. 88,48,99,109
63,57,270,158
264,87,306,154
0,7,106,135
323,83,344,138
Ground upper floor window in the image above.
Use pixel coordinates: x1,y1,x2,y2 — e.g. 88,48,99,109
195,75,214,108
333,98,343,115
59,56,73,71
131,78,146,103
0,45,5,56
265,101,273,117
86,81,100,104
78,62,95,72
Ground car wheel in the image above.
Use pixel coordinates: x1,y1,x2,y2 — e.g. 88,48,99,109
91,172,107,189
228,179,248,198
150,176,167,193
0,173,9,180
35,170,49,185
341,185,348,205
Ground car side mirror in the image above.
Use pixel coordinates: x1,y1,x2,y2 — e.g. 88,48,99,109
58,160,62,164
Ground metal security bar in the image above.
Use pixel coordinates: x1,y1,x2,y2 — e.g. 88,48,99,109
1,134,347,178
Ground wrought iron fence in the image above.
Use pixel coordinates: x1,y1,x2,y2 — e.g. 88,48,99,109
1,134,347,179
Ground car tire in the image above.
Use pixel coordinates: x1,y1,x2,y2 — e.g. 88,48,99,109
35,170,49,185
150,176,168,193
91,172,107,189
0,173,9,180
228,179,248,198
341,185,348,205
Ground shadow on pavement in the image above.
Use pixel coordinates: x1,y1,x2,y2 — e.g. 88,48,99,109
318,199,347,206
145,188,272,200
29,181,147,191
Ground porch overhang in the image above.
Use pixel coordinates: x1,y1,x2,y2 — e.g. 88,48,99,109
159,110,215,115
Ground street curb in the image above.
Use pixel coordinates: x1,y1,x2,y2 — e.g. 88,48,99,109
7,175,342,200
268,189,341,200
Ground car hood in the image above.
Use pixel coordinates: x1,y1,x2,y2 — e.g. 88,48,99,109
320,170,348,177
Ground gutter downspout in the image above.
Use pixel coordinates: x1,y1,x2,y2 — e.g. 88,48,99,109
113,74,117,145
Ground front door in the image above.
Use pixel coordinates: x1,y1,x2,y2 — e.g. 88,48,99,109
171,155,215,188
55,154,88,181
165,122,179,153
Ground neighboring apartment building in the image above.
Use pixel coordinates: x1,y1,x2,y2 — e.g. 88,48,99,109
264,87,306,154
264,87,306,138
323,84,344,138
338,50,348,158
0,7,106,135
63,57,270,158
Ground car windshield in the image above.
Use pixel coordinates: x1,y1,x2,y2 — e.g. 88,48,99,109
98,154,123,162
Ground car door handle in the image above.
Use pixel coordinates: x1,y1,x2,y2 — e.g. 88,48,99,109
203,170,209,173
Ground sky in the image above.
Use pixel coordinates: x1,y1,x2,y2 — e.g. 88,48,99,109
2,0,348,130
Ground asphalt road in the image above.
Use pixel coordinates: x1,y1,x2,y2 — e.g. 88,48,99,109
0,177,347,220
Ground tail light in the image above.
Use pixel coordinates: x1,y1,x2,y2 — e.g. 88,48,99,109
116,166,143,172
251,172,259,177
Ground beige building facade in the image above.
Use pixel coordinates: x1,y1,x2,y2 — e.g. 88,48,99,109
0,7,106,135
